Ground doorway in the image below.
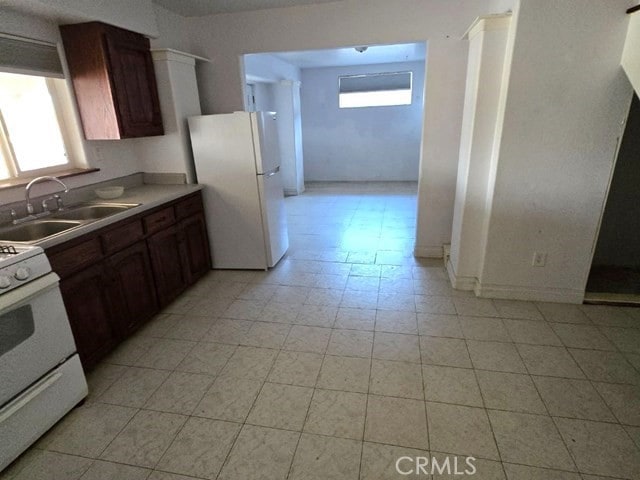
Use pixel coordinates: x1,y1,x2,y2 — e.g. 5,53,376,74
242,43,426,262
586,93,640,303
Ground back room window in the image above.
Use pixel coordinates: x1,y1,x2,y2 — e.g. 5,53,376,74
338,71,412,109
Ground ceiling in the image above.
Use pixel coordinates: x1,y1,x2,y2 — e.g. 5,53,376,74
152,1,426,68
268,43,427,69
153,0,343,16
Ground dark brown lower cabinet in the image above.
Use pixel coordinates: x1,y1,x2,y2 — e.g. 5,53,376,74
107,241,158,337
179,213,211,284
148,224,189,307
148,211,212,308
49,191,211,371
60,263,117,369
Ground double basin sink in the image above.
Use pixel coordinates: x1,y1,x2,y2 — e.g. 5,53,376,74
0,203,140,243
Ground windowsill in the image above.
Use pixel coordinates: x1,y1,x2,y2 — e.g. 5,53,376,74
0,167,100,190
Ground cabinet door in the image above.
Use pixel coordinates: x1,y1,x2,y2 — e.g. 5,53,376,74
147,225,188,307
60,22,164,139
59,263,117,370
104,31,163,138
179,213,211,284
107,241,158,337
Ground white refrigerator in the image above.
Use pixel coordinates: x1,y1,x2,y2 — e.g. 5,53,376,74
188,111,289,269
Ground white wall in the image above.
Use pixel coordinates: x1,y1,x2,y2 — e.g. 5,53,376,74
274,80,305,195
135,5,201,183
134,50,202,184
477,0,633,302
300,61,424,182
449,15,512,289
243,54,304,195
622,11,640,95
414,38,469,256
252,82,277,111
244,53,301,84
187,0,512,256
150,3,192,51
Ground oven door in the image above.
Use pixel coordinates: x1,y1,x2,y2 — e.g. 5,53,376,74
0,272,77,407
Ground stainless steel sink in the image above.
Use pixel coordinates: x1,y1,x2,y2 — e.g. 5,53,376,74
51,203,139,221
0,203,141,243
0,220,83,242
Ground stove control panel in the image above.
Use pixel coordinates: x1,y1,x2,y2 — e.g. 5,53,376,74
0,248,51,293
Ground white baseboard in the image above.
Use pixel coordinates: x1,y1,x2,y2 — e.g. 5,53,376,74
475,282,585,304
446,259,477,291
414,245,443,258
583,292,640,305
419,246,584,303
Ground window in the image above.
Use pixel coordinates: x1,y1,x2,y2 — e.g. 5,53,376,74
0,34,78,182
339,71,412,109
0,72,70,179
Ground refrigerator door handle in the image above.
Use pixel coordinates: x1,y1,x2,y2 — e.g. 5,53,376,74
258,166,280,177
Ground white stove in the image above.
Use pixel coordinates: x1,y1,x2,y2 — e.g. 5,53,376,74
0,242,87,472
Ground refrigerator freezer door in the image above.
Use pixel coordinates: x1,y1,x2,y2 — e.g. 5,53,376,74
252,111,281,174
188,113,268,269
257,170,289,267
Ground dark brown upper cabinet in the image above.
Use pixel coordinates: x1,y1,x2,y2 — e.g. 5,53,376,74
60,22,164,139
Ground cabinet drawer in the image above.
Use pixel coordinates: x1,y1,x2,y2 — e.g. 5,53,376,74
49,237,103,279
175,194,203,220
143,207,175,235
102,219,144,254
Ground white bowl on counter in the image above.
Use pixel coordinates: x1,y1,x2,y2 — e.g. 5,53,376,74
95,186,124,199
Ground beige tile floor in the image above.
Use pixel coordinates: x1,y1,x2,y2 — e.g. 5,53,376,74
3,182,640,480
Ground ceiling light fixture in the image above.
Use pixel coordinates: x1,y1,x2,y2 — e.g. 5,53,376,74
354,46,368,53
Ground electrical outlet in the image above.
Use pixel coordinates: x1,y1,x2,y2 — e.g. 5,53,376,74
532,252,547,267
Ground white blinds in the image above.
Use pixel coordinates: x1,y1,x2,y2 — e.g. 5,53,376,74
339,71,412,93
0,34,64,78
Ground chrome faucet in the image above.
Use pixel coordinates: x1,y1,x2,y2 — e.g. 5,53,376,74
25,176,69,215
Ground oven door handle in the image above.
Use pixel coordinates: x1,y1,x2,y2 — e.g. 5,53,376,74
0,371,62,425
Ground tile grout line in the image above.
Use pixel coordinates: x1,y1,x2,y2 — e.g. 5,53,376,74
358,322,377,479
211,343,284,480
506,322,582,475
151,335,240,480
460,330,508,479
415,314,432,463
284,316,333,480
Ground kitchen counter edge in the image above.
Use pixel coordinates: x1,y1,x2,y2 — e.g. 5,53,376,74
35,184,204,249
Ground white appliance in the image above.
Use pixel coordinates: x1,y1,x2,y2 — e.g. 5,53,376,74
188,111,289,269
0,244,87,472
